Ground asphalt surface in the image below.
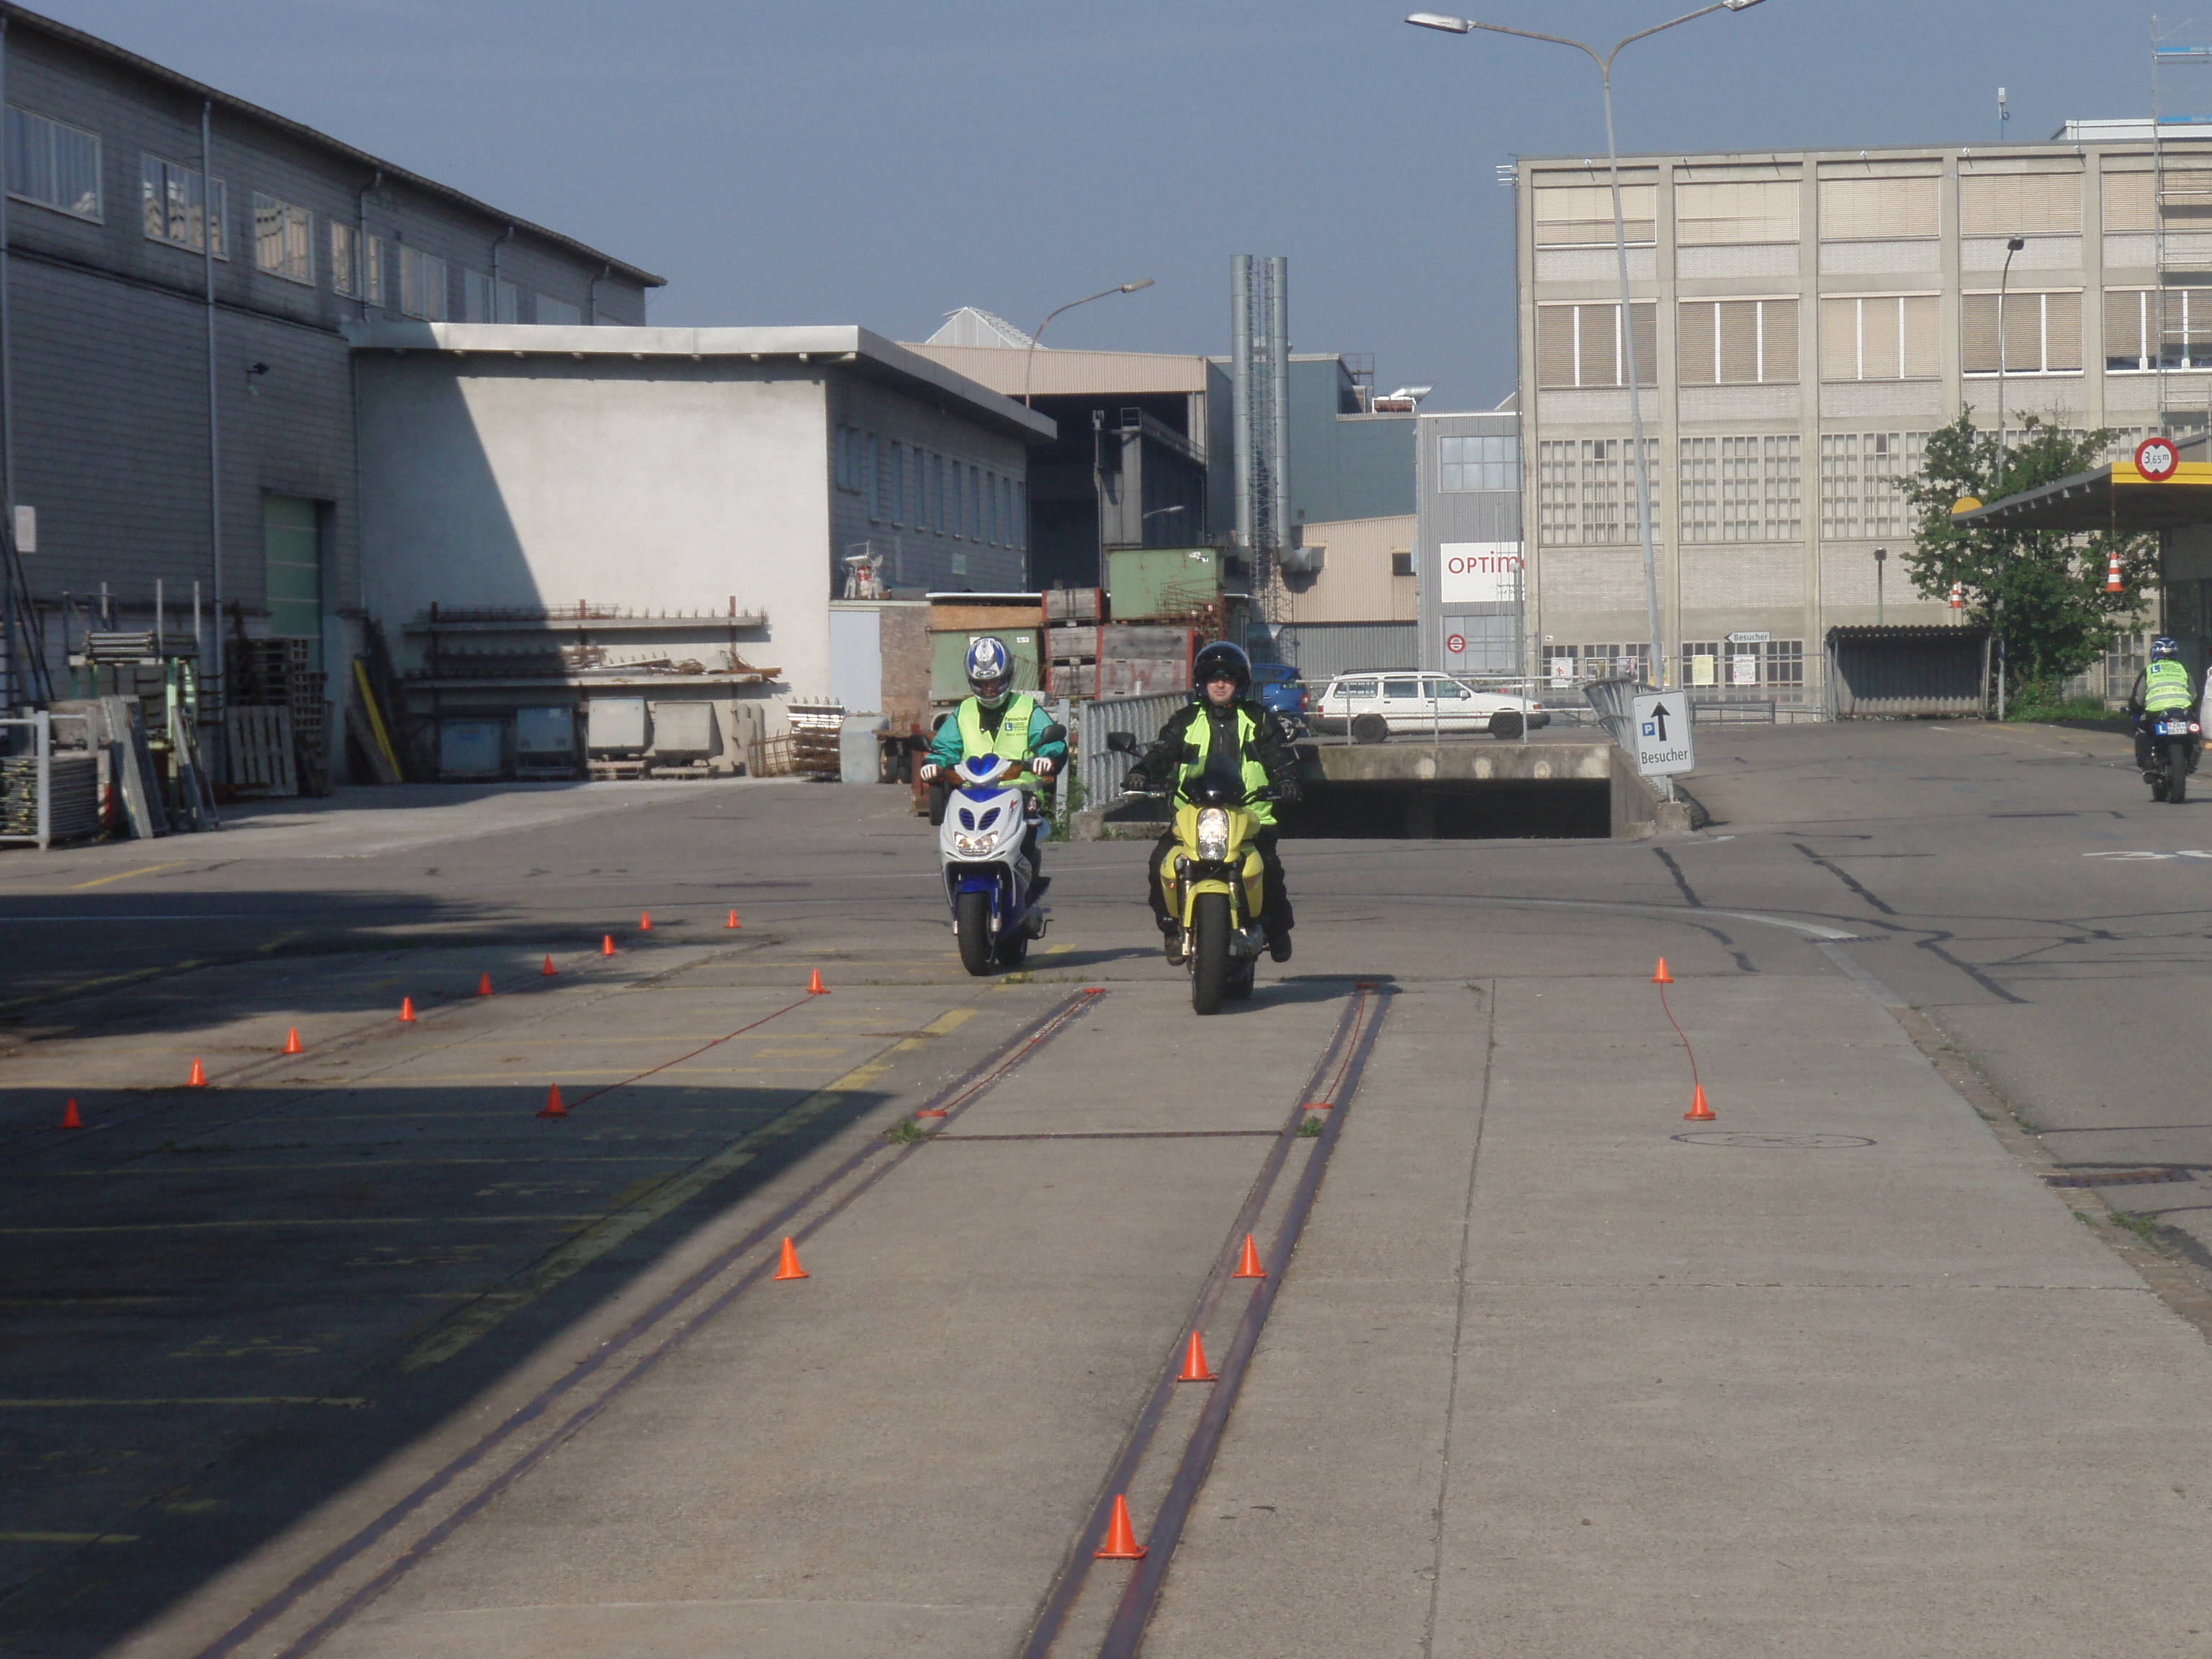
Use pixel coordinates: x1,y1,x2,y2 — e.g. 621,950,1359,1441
0,727,2208,1656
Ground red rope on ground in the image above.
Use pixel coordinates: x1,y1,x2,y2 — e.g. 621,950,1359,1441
1656,980,1701,1089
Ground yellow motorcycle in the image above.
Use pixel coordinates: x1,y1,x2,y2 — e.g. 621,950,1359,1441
1107,732,1272,1015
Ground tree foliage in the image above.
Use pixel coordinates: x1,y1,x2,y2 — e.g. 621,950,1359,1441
1899,411,2158,692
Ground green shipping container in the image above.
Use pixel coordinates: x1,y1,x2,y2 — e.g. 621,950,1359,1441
1106,547,1223,623
930,629,1041,704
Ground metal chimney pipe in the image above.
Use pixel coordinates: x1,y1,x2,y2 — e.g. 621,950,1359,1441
1265,255,1290,563
1230,255,1254,554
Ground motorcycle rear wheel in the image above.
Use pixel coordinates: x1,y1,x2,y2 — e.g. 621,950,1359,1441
1190,892,1231,1015
2171,742,2191,804
956,891,995,976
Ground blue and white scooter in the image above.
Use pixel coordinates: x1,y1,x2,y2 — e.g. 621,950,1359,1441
940,729,1061,976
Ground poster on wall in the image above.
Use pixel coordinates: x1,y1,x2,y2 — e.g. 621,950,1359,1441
1439,542,1524,606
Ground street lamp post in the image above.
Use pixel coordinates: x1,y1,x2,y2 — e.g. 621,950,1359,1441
1995,235,2025,469
1022,278,1155,409
1873,545,1887,626
1408,2,1767,691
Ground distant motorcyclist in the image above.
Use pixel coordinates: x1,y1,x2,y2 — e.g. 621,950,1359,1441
920,636,1066,869
2126,634,2199,777
1122,641,1301,963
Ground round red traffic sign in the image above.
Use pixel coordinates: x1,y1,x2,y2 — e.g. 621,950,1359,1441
2137,436,2180,480
1446,633,1465,655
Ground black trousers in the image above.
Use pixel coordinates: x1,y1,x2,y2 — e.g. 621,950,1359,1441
1148,827,1292,937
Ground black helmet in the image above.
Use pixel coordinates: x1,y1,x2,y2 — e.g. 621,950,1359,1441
1192,640,1251,696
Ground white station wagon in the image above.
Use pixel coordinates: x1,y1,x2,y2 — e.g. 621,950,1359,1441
1310,671,1550,743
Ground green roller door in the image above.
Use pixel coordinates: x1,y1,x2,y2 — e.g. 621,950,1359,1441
264,494,323,669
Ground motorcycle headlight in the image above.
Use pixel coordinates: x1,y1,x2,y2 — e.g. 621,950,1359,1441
1195,806,1231,861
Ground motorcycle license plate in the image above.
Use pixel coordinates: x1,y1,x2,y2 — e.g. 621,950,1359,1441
2157,721,2197,737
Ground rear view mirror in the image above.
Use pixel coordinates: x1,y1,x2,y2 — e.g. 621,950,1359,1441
1035,723,1066,747
1106,731,1138,754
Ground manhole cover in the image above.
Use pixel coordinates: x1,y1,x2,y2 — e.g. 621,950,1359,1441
2043,1167,2194,1188
1672,1131,1876,1150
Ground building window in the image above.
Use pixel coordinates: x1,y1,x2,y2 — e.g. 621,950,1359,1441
1683,640,1804,688
1015,479,1026,552
2105,287,2212,372
1959,170,2081,238
1675,179,1799,246
1390,550,1414,577
331,222,384,305
1818,433,1925,539
1533,181,1655,247
950,547,968,577
1535,437,1660,546
933,454,948,534
1678,298,1799,385
1962,290,2082,375
535,292,581,326
253,194,313,285
1535,302,1657,390
1817,174,1937,240
2103,169,2212,233
1438,433,1518,491
1685,435,1799,543
460,269,516,322
141,155,225,256
6,105,101,220
1819,295,1939,381
969,465,982,539
398,246,449,319
869,436,889,521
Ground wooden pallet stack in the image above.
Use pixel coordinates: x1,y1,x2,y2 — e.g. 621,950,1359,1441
1046,588,1104,699
230,639,331,796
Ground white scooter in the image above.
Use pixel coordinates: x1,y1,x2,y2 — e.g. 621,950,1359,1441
938,727,1062,976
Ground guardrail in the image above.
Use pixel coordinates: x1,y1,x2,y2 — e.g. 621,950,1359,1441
1075,691,1187,816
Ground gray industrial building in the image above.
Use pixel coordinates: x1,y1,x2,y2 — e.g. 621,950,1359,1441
1414,407,1522,680
0,2,657,732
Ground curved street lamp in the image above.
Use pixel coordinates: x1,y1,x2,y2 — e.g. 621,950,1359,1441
1995,233,2026,470
1408,1,1768,690
1022,279,1156,408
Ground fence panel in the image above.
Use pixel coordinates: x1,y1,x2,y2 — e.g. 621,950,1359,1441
1076,691,1187,810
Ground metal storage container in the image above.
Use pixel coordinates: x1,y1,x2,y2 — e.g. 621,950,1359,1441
513,706,578,780
1106,547,1222,622
587,698,648,754
438,719,507,780
647,701,714,760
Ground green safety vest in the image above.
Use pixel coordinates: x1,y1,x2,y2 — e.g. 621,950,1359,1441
1179,706,1275,826
956,694,1037,763
2146,658,2195,713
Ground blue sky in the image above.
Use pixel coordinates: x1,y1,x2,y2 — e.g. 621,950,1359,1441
37,1,2162,409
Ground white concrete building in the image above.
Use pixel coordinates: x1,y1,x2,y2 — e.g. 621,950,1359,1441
349,322,1051,767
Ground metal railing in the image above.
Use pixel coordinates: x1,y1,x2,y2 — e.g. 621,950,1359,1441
1075,691,1187,814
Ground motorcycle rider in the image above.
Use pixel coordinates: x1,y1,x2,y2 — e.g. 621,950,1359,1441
2126,634,2199,777
1122,640,1302,963
920,637,1066,872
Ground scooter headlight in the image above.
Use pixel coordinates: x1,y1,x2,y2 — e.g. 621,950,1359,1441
1195,806,1231,861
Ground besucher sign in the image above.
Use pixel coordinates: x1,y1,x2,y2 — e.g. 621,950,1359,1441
1439,541,1523,606
1632,693,1695,778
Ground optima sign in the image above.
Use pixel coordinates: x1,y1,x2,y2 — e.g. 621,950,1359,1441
1439,541,1524,606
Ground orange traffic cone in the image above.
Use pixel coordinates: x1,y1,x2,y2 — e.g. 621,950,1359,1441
398,997,417,1023
539,1084,567,1119
1095,1493,1146,1560
2106,549,2125,594
1652,957,1673,985
1177,1330,1215,1382
282,1027,302,1055
58,1098,81,1130
1232,1233,1266,1279
725,909,740,929
477,972,494,997
601,935,616,957
1683,1084,1715,1122
186,1058,207,1087
639,910,652,931
541,955,557,977
806,969,828,995
772,1237,809,1280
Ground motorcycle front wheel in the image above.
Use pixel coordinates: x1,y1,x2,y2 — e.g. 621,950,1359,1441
2170,742,2191,804
1190,891,1231,1015
956,891,995,976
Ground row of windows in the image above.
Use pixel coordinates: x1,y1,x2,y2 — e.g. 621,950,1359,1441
1533,168,2212,248
1538,288,2212,387
1681,640,1807,689
5,102,588,323
834,426,1025,552
1537,431,1928,547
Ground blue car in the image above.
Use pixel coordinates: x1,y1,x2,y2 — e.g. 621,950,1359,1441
1249,660,1309,732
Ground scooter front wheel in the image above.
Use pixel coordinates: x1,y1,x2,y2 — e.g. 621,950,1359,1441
1190,892,1231,1015
956,891,995,976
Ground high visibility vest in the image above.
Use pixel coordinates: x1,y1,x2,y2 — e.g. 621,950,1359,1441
1179,706,1275,826
956,695,1037,763
2147,658,2194,713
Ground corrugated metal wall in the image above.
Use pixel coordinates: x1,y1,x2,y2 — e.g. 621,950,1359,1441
1828,629,1990,717
1269,621,1419,684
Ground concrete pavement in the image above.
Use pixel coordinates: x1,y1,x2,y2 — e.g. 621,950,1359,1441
6,738,2212,1655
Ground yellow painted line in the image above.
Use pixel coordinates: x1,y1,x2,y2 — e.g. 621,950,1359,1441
0,1532,140,1545
0,961,207,1017
401,1003,981,1372
69,861,191,891
1045,942,1073,955
22,1157,676,1176
256,930,305,955
0,1398,364,1409
0,1216,599,1236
